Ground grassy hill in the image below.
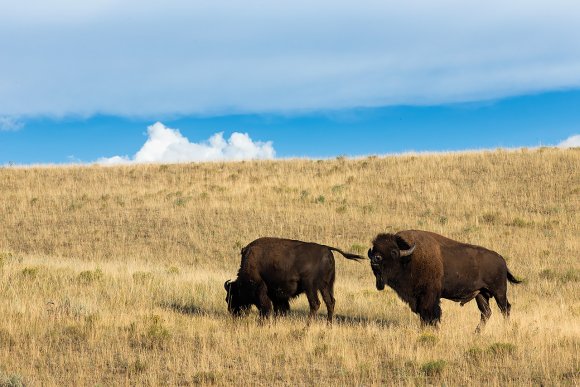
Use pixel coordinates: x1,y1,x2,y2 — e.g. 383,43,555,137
0,148,578,385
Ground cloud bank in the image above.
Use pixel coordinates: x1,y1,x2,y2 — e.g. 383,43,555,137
98,122,275,165
1,1,580,117
558,134,580,148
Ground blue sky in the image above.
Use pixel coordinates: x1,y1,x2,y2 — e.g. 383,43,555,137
1,89,579,164
1,1,579,164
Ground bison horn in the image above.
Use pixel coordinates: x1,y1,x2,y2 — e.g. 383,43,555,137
224,280,231,290
399,244,416,257
367,248,373,259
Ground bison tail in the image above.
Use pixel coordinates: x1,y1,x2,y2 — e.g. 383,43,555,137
326,246,363,261
507,269,522,284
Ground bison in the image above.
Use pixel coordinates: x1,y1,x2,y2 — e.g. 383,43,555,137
368,230,521,332
224,237,362,322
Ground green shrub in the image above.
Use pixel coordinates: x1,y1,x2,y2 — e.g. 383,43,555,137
417,333,438,346
166,266,180,275
539,269,579,284
130,358,147,374
331,184,345,193
350,244,366,255
508,217,532,228
289,329,306,341
313,343,329,356
462,225,479,234
192,371,218,385
481,212,498,224
47,324,90,347
465,346,484,361
139,315,172,350
0,251,13,270
0,371,26,387
560,369,580,382
421,360,446,376
78,268,104,284
487,342,516,356
20,267,39,278
0,329,14,347
362,205,374,214
132,271,153,283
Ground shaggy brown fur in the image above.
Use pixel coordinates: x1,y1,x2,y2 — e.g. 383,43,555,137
368,230,521,331
225,237,362,322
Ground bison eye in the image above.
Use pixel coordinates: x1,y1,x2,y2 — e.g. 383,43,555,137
370,254,382,264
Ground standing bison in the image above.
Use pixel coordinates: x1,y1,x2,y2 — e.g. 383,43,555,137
224,237,362,322
368,230,521,332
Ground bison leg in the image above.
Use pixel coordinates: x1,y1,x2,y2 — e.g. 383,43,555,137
305,289,321,322
320,287,335,324
475,293,492,333
488,277,511,319
417,291,442,327
256,283,273,319
493,293,512,319
273,299,290,317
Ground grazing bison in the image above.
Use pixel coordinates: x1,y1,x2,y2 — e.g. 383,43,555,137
368,230,521,332
224,237,362,322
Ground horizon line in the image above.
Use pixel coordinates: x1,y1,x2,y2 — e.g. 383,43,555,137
2,145,575,169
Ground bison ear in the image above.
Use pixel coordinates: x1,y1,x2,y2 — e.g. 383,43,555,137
395,235,411,250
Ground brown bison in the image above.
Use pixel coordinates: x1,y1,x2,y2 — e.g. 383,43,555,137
368,230,521,332
224,237,362,322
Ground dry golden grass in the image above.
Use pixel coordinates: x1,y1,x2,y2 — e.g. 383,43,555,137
0,148,578,386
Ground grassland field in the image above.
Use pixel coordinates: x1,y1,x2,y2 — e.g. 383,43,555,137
0,148,578,386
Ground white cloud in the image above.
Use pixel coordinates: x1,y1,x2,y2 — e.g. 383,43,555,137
98,122,275,165
1,1,580,116
558,134,580,148
0,116,24,131
97,155,132,166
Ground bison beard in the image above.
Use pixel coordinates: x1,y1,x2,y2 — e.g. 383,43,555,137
225,237,362,322
368,230,521,332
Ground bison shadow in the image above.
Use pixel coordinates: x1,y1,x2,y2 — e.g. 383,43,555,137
161,302,401,328
332,313,402,328
282,310,402,328
160,301,229,319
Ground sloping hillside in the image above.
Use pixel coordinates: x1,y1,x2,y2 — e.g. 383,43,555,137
0,148,578,385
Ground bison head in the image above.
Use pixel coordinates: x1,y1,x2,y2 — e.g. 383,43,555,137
224,279,251,316
368,234,415,290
